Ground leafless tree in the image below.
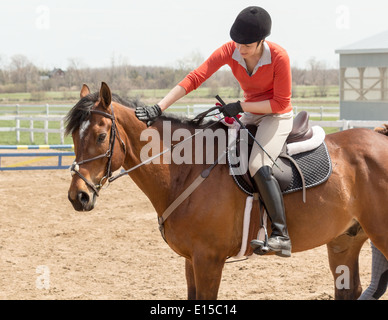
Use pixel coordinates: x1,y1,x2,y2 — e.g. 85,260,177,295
9,55,39,92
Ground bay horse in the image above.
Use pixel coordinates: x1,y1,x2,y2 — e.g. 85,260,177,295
67,82,388,300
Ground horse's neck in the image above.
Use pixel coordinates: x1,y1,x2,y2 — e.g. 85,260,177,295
116,106,183,215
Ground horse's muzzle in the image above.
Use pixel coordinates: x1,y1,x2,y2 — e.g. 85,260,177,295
68,190,97,211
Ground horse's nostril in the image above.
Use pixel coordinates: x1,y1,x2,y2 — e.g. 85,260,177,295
77,191,90,206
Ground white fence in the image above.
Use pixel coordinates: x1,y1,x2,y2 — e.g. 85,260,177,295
310,120,387,130
0,103,340,118
0,104,72,116
0,115,66,144
171,104,340,119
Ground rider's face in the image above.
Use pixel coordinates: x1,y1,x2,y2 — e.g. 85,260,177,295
235,41,263,59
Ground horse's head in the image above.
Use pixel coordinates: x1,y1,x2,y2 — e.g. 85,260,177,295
67,82,126,211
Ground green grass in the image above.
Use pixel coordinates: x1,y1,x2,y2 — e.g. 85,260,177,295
293,85,338,97
0,85,339,103
0,91,79,103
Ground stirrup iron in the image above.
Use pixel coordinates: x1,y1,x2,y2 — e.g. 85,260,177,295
251,225,270,255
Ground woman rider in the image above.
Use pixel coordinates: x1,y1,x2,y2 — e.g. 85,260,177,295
135,6,293,257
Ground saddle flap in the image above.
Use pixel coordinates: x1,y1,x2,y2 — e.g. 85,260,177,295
272,153,293,191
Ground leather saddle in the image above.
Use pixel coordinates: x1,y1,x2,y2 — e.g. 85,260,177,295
231,111,313,201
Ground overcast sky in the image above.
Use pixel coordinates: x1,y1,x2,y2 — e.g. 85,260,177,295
1,0,388,70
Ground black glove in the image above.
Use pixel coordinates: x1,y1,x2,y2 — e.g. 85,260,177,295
221,101,243,118
135,104,162,126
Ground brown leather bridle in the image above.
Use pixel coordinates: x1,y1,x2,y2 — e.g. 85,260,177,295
70,105,126,196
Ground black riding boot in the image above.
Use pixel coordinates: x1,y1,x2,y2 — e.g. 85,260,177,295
250,166,291,257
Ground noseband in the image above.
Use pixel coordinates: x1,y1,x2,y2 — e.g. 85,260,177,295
70,104,126,196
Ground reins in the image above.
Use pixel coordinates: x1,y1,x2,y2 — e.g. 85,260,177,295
71,103,224,196
108,106,224,183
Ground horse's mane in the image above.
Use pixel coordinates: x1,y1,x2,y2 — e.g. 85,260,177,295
65,92,145,135
158,113,223,131
65,91,223,135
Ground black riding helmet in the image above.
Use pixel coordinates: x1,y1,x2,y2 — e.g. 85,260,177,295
230,6,272,44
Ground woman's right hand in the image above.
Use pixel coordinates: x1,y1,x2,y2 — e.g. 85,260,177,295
135,104,162,126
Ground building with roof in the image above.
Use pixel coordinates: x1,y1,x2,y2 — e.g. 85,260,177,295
335,30,388,120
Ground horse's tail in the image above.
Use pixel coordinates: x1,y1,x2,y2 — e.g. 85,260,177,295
374,124,388,136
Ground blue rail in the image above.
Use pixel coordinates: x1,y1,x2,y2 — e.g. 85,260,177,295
0,146,75,171
0,144,74,150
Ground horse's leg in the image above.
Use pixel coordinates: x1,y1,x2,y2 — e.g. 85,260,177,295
191,251,226,300
185,259,196,300
356,206,388,262
326,222,368,300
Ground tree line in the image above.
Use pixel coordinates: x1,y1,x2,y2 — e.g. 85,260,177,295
0,54,338,100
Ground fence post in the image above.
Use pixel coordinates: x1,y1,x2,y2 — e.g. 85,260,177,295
60,119,64,144
30,120,34,144
45,104,49,144
342,120,349,131
15,104,20,143
16,118,20,143
44,119,48,144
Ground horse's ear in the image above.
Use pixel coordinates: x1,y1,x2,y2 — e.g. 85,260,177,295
80,84,90,98
99,82,112,110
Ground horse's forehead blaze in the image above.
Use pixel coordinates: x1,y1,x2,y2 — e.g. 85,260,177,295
79,120,91,139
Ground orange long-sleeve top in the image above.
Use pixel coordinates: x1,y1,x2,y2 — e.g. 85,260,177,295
178,41,293,114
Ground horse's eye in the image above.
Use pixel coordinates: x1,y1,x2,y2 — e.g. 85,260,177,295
97,133,107,143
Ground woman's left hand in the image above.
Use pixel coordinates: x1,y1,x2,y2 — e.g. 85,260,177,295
221,101,243,117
